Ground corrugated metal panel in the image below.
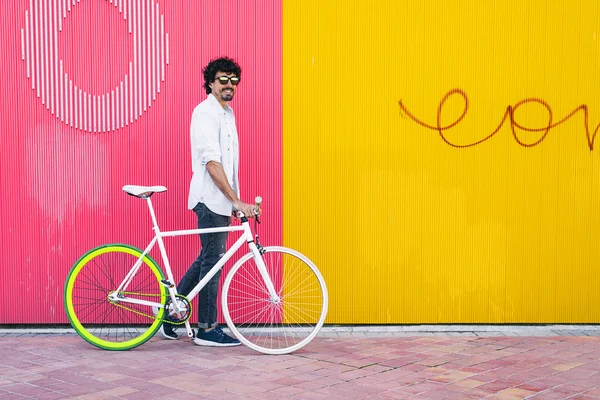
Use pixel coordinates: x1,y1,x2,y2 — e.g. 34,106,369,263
283,0,600,323
1,0,282,324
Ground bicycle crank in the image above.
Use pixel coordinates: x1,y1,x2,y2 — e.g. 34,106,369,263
161,294,192,325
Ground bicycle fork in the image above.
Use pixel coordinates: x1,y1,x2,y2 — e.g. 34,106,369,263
247,215,280,305
248,241,280,305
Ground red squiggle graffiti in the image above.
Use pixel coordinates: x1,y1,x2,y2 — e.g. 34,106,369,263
398,89,600,150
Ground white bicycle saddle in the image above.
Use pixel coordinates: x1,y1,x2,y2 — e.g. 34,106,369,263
122,185,167,198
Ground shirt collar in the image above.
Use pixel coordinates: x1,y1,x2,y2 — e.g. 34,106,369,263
208,93,233,112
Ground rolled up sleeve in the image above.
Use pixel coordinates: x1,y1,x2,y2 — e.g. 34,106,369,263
191,111,221,165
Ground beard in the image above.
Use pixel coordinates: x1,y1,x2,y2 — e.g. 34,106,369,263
220,89,235,102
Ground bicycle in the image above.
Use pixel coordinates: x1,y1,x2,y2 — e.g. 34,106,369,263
64,185,328,355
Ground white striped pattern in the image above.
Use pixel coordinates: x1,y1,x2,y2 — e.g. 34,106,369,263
20,0,169,132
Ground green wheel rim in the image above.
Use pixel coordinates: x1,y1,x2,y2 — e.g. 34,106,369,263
64,244,167,350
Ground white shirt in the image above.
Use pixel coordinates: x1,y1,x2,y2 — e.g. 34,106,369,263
188,94,239,216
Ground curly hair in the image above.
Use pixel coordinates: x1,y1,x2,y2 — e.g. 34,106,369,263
203,57,242,95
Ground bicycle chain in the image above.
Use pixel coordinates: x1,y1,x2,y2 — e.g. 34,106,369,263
107,291,192,325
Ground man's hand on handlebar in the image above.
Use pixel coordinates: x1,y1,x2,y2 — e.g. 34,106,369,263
232,200,261,219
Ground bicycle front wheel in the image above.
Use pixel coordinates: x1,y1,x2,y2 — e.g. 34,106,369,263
64,244,167,350
222,246,328,355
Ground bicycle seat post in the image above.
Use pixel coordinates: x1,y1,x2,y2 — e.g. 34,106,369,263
145,196,161,234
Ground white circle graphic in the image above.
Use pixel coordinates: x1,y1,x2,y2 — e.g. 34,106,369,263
20,0,170,132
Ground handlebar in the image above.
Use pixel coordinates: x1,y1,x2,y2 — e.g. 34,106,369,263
234,196,262,219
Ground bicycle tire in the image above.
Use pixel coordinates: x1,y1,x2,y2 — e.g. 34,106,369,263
222,246,328,355
64,244,167,350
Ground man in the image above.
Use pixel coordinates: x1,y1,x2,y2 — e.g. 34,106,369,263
161,56,258,346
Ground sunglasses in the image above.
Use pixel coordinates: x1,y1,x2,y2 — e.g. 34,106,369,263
216,76,240,85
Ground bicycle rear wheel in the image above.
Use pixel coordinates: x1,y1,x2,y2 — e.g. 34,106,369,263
64,244,167,350
222,246,328,355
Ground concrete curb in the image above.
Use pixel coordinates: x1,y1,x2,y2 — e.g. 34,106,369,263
1,324,600,336
323,324,600,333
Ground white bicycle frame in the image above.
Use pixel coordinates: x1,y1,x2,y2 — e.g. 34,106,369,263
107,195,277,339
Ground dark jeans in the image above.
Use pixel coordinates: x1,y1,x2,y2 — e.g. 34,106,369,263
166,202,230,329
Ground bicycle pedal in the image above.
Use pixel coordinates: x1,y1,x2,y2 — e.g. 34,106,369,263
160,279,175,288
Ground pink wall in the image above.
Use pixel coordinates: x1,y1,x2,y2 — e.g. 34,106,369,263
0,0,282,324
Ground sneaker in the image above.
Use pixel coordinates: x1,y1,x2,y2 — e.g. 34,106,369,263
152,306,178,340
159,323,178,340
193,327,241,347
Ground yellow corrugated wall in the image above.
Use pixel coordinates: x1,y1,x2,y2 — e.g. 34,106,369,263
283,0,600,323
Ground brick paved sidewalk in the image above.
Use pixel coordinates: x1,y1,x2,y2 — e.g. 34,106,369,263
1,329,599,399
